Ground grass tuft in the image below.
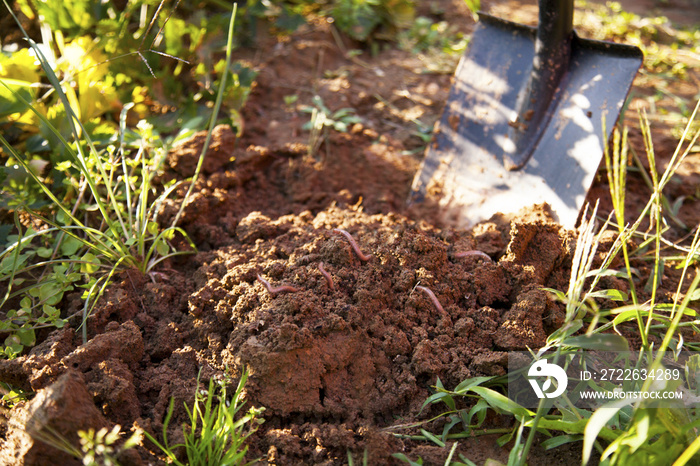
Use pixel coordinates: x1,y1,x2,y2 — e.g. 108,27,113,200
0,0,244,351
144,368,264,466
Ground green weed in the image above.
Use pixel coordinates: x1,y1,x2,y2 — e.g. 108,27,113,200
577,1,700,78
0,380,30,408
0,0,244,355
242,0,419,46
462,0,480,22
144,369,264,466
1,0,255,153
0,67,196,350
330,0,415,43
20,422,142,466
78,425,143,466
245,0,310,34
300,94,362,159
397,17,468,55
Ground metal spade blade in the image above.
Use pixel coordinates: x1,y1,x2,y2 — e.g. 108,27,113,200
408,0,643,228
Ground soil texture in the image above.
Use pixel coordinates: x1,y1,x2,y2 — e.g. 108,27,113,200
1,0,699,464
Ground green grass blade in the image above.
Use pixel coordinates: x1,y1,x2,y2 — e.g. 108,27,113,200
15,211,126,263
673,434,700,466
172,3,238,227
78,257,128,343
118,103,136,235
0,212,26,309
583,398,635,465
0,133,87,231
469,386,533,419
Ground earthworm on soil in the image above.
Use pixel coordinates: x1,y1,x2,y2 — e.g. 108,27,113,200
416,285,446,315
455,250,492,262
148,271,171,283
318,262,335,290
332,228,372,261
256,274,300,295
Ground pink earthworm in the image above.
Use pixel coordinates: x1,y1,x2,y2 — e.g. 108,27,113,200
416,285,446,315
455,250,492,262
256,274,299,295
318,262,335,290
332,228,372,261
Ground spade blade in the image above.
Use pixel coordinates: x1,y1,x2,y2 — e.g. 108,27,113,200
409,14,643,228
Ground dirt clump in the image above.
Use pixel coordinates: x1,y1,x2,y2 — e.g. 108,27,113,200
0,371,110,466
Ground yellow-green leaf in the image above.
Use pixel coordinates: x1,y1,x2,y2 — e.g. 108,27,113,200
17,327,36,346
155,239,169,257
39,282,63,305
0,78,34,118
80,252,100,274
37,247,54,258
147,221,159,235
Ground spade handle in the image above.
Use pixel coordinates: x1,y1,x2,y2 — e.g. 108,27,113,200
504,0,575,171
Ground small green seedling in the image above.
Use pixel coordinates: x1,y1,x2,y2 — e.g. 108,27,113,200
300,95,362,159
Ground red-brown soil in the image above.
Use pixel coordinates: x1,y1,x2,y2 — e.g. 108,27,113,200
1,0,699,464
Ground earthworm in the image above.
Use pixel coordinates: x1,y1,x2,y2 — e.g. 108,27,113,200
332,228,372,261
318,262,335,290
416,285,446,315
455,250,492,262
256,274,299,295
148,271,170,283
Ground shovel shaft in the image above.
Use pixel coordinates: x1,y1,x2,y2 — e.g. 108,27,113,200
537,0,574,57
504,0,575,170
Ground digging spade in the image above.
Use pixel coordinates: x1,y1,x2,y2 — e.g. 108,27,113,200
408,0,643,228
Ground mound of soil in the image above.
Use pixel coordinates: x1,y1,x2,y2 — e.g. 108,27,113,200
1,0,699,464
0,133,577,464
